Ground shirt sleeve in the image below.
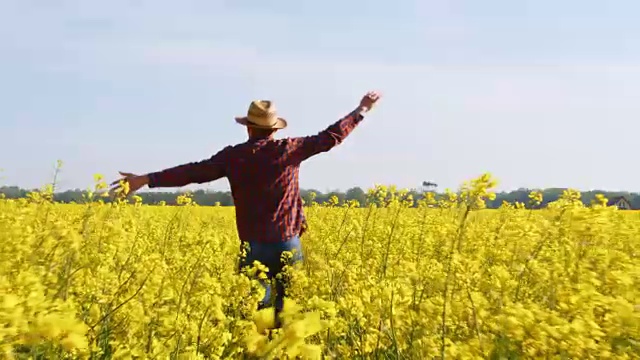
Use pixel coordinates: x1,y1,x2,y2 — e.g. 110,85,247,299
146,146,231,188
288,109,365,163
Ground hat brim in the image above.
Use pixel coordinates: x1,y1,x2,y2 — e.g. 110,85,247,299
235,116,287,129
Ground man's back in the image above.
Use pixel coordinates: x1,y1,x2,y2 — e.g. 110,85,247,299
225,137,305,243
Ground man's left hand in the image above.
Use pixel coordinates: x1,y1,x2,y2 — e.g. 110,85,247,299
110,171,149,196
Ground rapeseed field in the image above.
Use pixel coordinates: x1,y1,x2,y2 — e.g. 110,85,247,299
1,174,639,359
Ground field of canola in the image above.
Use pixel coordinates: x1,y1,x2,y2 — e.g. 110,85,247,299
1,174,639,359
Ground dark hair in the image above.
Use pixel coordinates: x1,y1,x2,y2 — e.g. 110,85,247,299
249,127,278,138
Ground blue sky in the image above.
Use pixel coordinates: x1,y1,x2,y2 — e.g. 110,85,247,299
1,0,639,192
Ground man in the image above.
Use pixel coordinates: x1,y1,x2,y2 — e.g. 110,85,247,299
111,91,381,327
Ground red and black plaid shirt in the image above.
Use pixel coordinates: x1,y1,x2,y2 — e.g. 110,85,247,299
147,110,365,243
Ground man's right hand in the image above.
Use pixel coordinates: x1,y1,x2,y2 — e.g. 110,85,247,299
110,171,149,196
358,91,381,113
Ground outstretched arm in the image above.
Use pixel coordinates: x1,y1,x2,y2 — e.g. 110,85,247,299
288,109,364,163
111,146,231,194
147,146,231,188
289,91,381,163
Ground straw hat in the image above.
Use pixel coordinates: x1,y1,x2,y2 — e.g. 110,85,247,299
235,100,287,129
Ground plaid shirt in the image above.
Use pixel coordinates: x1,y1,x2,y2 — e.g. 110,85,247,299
147,110,365,243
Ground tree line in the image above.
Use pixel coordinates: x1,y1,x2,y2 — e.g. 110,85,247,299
1,185,638,209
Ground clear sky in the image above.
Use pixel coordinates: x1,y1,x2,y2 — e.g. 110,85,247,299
1,0,639,193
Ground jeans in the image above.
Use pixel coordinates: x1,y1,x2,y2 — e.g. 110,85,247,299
239,235,303,327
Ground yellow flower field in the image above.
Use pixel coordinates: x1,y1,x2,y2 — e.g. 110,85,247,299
1,174,639,359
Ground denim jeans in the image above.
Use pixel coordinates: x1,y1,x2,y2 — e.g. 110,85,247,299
239,235,303,327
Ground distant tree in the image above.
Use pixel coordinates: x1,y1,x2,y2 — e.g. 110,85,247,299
422,181,437,188
2,184,640,209
345,187,366,205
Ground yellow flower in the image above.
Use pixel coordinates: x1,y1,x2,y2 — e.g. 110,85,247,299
0,174,637,359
